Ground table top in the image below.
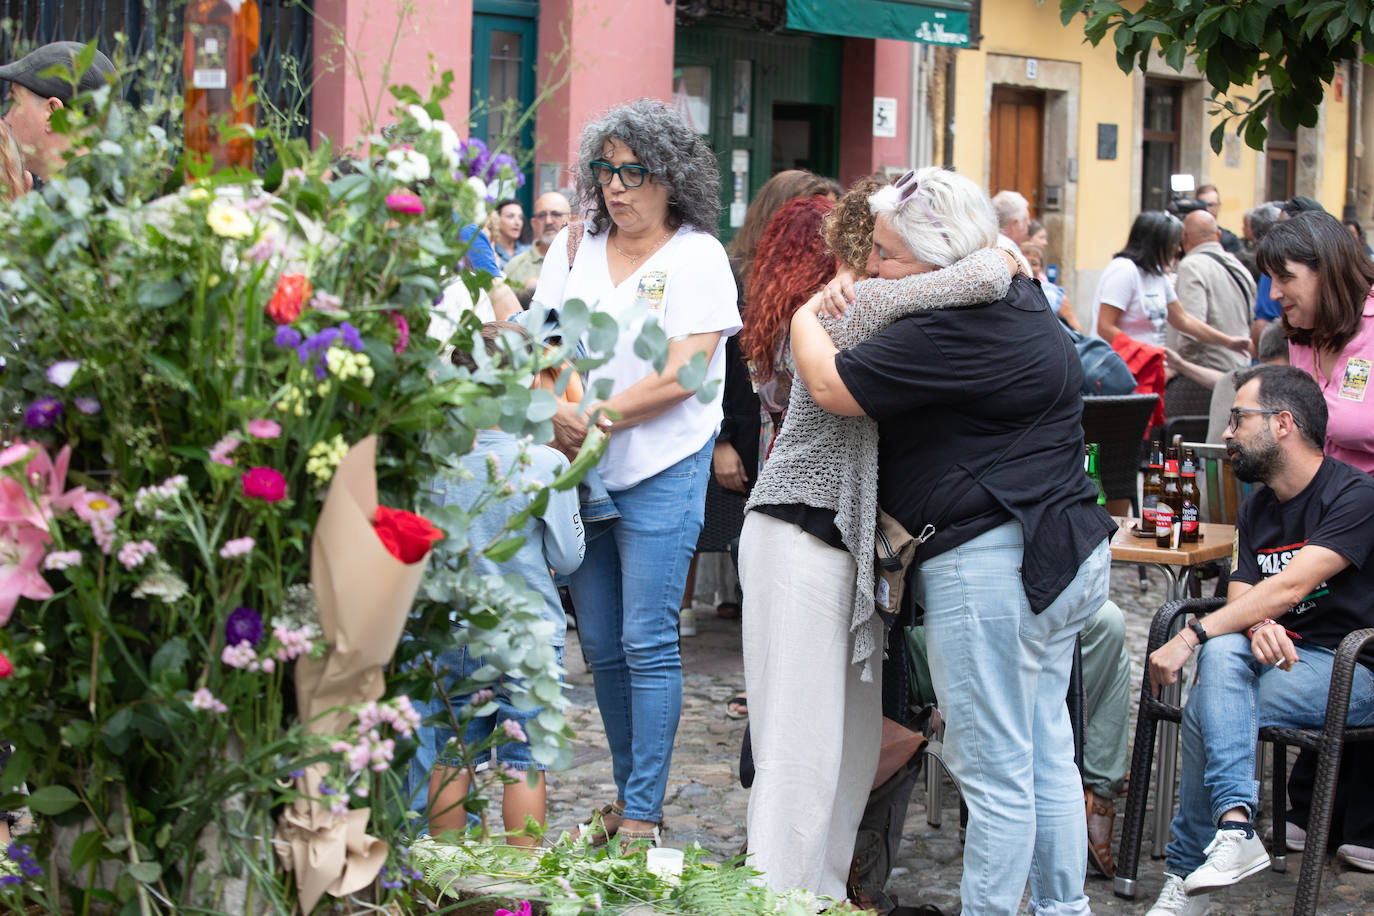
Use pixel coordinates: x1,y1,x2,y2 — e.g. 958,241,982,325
1108,517,1236,565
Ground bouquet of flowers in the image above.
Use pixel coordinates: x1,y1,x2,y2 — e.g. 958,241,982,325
0,50,643,913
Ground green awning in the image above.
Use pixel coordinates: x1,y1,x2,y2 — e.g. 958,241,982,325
786,0,972,47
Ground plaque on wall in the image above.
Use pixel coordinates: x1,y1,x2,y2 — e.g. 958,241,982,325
1097,123,1118,160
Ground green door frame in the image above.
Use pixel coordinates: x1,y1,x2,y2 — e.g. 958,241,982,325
472,8,537,215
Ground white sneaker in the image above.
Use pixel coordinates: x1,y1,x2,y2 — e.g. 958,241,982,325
1337,843,1374,871
1183,824,1270,895
1145,873,1212,916
678,607,696,637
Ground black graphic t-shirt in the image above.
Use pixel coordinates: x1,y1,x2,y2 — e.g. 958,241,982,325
1231,456,1374,665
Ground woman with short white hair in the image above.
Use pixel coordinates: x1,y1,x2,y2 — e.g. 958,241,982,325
785,166,1117,915
739,167,1016,899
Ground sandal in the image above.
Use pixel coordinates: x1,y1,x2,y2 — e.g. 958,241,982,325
618,823,662,851
725,694,748,720
569,800,625,847
1085,789,1117,878
717,601,741,620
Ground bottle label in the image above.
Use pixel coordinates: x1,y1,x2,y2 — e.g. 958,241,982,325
1181,502,1199,533
193,69,228,90
1164,459,1179,475
191,23,230,90
1142,498,1157,527
1155,503,1175,537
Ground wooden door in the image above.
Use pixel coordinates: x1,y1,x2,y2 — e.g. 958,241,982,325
990,86,1044,218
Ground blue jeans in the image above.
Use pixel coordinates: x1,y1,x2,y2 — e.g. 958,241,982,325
1165,634,1374,875
432,644,565,771
916,522,1110,916
567,439,712,822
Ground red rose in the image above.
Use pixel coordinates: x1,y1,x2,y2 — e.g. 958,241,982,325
0,653,11,678
373,505,442,564
241,467,287,502
266,273,312,325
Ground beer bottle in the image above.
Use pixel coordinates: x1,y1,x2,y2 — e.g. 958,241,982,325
1142,437,1164,532
1086,443,1107,506
1180,448,1201,543
184,0,260,172
1156,446,1182,548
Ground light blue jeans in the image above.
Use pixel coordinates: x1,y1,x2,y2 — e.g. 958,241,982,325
1164,633,1374,875
567,439,712,822
917,522,1110,916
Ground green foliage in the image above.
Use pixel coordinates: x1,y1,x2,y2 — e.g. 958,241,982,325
1057,0,1370,151
410,837,873,915
0,34,689,916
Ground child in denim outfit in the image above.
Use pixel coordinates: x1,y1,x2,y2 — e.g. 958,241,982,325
424,321,585,845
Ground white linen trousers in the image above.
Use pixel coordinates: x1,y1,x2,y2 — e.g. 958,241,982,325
739,511,882,900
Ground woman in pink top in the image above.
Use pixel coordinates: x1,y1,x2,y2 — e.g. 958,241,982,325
1259,211,1374,474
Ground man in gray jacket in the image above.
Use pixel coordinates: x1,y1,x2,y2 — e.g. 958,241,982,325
1169,210,1256,373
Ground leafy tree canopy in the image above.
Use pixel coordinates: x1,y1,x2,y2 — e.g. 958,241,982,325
1057,0,1374,151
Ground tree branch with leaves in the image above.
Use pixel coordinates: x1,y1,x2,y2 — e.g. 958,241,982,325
1058,0,1373,150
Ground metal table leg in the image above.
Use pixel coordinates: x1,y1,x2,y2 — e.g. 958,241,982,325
1149,565,1191,857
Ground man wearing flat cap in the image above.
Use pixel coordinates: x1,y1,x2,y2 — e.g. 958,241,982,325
0,41,115,186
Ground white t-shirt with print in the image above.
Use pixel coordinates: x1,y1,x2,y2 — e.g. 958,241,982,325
533,225,741,491
1091,256,1176,348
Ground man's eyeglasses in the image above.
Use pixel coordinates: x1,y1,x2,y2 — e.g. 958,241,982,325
589,161,649,188
1227,407,1301,431
532,210,570,220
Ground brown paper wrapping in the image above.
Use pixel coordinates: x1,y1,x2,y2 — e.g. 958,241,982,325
273,436,429,912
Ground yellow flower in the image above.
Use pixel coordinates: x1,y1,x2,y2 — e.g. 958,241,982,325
186,187,210,203
206,200,254,239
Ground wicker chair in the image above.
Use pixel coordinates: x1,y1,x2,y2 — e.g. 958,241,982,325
1114,596,1374,915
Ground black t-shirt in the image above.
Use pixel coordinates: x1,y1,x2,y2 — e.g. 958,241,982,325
1231,456,1374,666
834,275,1116,613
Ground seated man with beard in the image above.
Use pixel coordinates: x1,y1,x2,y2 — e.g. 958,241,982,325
1144,365,1374,916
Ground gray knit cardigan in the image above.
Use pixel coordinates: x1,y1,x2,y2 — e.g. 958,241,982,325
745,248,1013,679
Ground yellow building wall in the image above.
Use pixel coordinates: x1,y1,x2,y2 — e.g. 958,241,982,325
955,0,1350,297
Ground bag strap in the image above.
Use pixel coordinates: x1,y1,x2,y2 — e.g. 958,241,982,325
1198,250,1253,305
565,223,586,269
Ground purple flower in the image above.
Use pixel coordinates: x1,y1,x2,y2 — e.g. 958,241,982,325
74,396,101,415
225,606,263,647
319,784,336,795
339,322,364,352
274,326,303,349
23,397,63,429
288,768,306,779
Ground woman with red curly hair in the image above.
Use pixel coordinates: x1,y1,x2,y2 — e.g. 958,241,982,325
738,194,837,467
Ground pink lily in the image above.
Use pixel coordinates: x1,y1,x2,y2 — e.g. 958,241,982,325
0,523,53,625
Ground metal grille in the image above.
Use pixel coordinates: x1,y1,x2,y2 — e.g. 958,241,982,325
0,0,312,141
676,0,785,32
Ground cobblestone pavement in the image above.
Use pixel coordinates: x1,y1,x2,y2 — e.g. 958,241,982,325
545,560,1374,915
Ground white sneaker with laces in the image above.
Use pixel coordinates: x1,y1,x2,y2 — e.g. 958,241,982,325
1145,873,1212,916
1183,824,1271,895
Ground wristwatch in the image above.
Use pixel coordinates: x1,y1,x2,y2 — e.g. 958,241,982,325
1188,618,1210,645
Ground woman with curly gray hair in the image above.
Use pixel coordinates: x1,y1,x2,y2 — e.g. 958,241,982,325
532,99,740,848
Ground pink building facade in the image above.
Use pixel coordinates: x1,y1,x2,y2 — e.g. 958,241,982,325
309,0,969,238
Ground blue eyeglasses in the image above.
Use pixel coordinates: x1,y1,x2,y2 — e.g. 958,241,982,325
589,160,649,188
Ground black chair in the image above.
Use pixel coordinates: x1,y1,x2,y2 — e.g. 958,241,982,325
1164,375,1213,419
1082,393,1160,503
1114,596,1374,916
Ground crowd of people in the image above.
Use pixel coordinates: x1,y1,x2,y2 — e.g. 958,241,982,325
5,35,1373,916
